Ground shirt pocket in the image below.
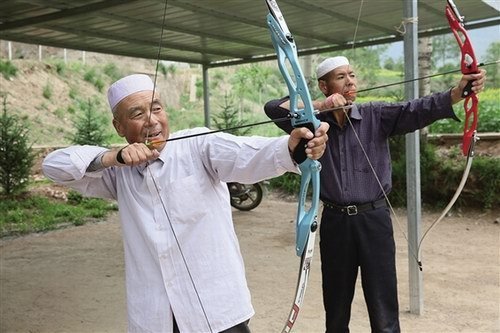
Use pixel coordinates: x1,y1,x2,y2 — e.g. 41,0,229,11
351,142,373,174
351,141,390,176
164,175,210,225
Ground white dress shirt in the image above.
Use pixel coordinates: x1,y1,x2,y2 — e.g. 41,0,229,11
43,128,298,333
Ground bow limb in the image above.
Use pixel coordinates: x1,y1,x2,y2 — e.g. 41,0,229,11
417,0,479,269
265,1,321,331
416,142,474,265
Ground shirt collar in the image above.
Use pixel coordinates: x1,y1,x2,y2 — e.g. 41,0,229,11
349,103,362,120
321,103,361,124
136,157,164,176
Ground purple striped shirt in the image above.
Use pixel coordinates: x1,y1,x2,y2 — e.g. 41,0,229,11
264,90,459,205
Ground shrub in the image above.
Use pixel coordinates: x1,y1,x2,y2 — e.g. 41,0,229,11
389,137,499,210
428,89,500,133
0,60,18,79
42,82,53,100
0,192,118,237
103,63,122,82
269,136,499,210
84,68,106,92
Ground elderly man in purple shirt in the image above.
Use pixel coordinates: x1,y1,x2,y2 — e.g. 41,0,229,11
264,56,486,333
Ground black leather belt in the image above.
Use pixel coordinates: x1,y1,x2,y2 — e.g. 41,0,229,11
322,198,386,216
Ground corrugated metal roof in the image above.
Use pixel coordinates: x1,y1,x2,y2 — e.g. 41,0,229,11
1,0,498,67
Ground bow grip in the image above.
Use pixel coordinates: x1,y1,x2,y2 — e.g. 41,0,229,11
461,80,473,98
459,53,478,98
292,123,316,164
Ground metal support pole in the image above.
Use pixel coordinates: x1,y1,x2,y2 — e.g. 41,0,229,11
202,65,210,128
403,0,423,315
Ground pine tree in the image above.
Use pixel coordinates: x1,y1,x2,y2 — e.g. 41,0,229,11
211,94,251,136
0,96,34,196
69,98,111,146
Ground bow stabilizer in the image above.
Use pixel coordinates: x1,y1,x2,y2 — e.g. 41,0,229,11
265,0,321,331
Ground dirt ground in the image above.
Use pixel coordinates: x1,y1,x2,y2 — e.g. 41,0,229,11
1,194,499,333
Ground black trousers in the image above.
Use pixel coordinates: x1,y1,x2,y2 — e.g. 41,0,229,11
319,206,400,333
173,316,251,333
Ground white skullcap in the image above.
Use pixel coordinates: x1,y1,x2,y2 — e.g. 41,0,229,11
316,56,350,79
107,74,154,111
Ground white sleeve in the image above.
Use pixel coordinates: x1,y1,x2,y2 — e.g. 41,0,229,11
202,133,299,184
42,145,117,199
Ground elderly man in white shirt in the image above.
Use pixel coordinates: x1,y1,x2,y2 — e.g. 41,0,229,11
43,74,329,333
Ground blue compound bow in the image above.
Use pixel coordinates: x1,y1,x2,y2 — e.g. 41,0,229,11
265,1,321,331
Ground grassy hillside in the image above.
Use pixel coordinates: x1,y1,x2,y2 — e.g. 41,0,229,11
0,56,292,147
1,49,498,148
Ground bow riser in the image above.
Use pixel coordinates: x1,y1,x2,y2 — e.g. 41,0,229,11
445,0,479,156
296,162,321,255
445,3,479,76
266,3,321,258
462,95,478,155
267,15,320,133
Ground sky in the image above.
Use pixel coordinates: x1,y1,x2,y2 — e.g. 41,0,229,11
382,25,500,62
483,0,500,11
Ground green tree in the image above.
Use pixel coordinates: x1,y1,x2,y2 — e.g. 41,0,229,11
69,98,111,146
483,41,500,88
231,64,277,106
383,57,396,71
0,96,34,196
432,35,460,69
331,45,388,88
211,94,252,136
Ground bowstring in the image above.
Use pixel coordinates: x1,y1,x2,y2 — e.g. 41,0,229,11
341,108,419,263
146,0,213,331
346,0,419,263
146,167,213,331
350,0,364,56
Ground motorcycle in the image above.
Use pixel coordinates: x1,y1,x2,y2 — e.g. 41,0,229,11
227,182,266,211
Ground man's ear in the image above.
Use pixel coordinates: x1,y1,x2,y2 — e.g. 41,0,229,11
318,80,328,95
112,118,125,137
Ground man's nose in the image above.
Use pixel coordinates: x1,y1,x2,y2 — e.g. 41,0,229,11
145,110,157,124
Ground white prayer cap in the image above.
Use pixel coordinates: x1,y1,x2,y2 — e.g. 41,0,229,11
316,56,350,79
107,74,154,111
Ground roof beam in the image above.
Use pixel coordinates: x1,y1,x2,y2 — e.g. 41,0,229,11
165,0,335,45
281,0,396,35
101,12,271,50
0,0,140,31
28,23,249,59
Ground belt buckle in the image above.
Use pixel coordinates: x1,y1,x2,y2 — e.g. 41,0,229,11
347,205,358,215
